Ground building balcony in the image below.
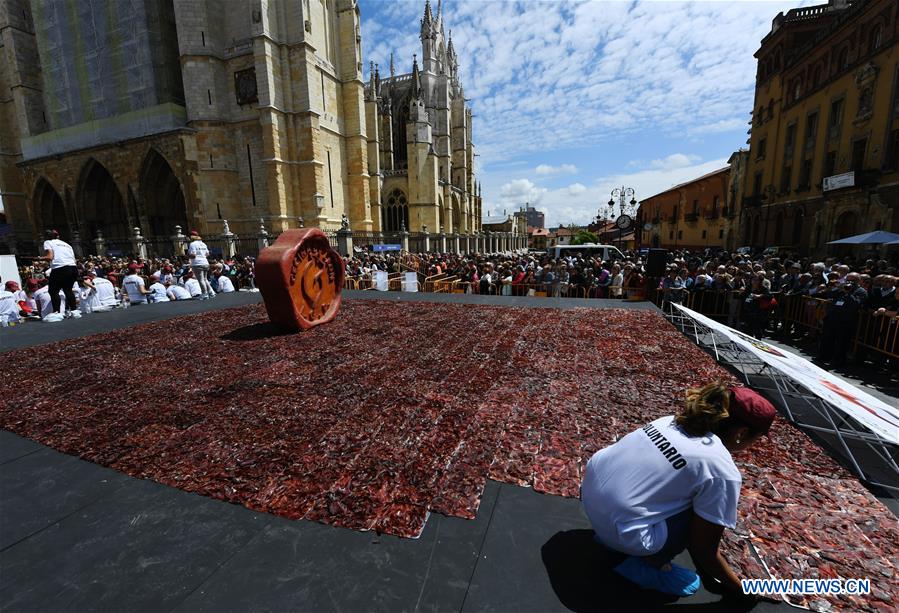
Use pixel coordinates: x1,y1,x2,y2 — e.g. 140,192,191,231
704,210,719,220
667,215,678,224
684,212,699,222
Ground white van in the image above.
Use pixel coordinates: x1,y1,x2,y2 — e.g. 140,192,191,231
548,244,626,262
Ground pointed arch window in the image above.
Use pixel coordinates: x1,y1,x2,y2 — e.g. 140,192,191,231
383,189,409,232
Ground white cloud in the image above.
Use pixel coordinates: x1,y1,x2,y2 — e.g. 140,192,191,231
535,163,578,176
649,153,701,171
567,183,587,195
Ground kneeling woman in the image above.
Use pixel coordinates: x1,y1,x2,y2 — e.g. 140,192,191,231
581,383,776,597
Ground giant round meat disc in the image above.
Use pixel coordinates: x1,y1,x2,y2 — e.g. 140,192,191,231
254,228,345,331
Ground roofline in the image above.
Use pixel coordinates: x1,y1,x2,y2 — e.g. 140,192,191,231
642,166,730,202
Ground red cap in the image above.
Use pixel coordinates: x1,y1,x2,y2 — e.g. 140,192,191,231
189,229,199,237
128,263,139,272
26,278,40,291
5,280,19,291
730,387,777,433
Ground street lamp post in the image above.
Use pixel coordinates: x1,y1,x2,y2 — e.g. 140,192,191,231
602,186,638,251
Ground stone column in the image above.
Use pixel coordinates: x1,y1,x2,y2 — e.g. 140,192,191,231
132,227,148,260
257,218,270,253
220,219,238,259
439,229,447,253
453,233,460,254
336,215,353,258
93,230,107,257
400,228,410,253
71,229,84,258
422,227,431,253
171,226,187,256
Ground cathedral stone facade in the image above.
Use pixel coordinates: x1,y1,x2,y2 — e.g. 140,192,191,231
1,0,476,255
364,0,481,236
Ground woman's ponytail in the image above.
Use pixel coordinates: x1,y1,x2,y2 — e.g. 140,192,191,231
675,381,732,437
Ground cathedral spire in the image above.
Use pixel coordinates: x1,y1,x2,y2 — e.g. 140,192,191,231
436,0,442,22
421,0,433,37
389,52,395,79
411,54,422,100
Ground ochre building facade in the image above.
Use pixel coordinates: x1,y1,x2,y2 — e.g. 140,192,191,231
639,167,733,251
741,0,899,254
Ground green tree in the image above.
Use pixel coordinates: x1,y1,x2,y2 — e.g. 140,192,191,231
571,230,599,245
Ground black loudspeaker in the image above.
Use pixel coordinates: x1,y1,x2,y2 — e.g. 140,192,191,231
647,249,668,277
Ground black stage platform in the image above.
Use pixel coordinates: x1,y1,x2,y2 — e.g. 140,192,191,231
2,290,890,612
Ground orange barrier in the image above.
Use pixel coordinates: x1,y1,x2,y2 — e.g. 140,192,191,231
854,310,899,359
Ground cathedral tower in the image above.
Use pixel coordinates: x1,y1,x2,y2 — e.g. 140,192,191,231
364,0,480,237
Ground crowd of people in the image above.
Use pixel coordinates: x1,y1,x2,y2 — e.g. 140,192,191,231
344,246,898,367
4,234,897,368
0,230,257,326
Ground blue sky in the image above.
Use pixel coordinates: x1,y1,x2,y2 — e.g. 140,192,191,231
360,0,815,227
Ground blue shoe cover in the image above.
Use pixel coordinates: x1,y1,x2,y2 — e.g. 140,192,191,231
613,556,700,596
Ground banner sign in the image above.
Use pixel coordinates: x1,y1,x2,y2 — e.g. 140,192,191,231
672,303,899,444
402,271,418,292
823,171,854,192
373,244,402,252
373,270,388,291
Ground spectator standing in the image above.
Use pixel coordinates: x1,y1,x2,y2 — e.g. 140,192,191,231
610,264,624,298
187,230,216,299
38,230,79,321
819,273,867,367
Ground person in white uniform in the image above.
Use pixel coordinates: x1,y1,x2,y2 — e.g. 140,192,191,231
581,383,776,600
187,231,215,299
213,265,235,293
122,265,152,304
34,284,66,318
147,273,170,303
37,229,79,321
182,270,202,298
166,282,191,301
0,277,19,325
81,273,118,311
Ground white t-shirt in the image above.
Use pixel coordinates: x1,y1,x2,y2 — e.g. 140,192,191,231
184,278,202,297
122,274,148,304
167,284,191,300
216,275,235,293
34,286,65,317
148,282,170,302
43,239,76,269
92,277,118,307
0,290,19,324
188,240,210,267
582,415,741,557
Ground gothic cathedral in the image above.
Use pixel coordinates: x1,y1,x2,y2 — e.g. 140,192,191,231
366,0,482,236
